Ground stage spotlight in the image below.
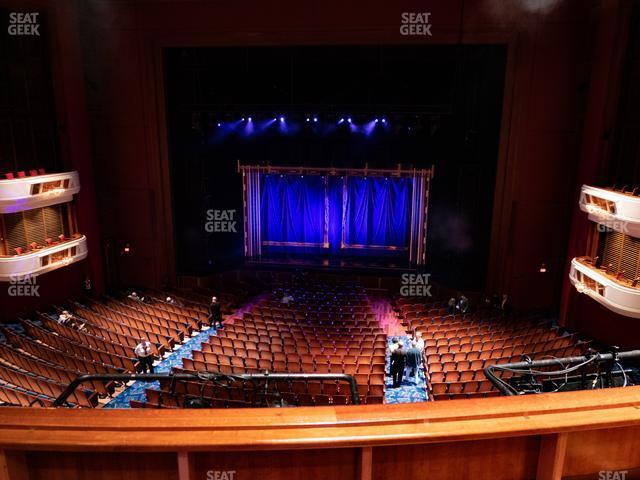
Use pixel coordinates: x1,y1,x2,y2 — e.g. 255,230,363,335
313,117,318,123
306,117,310,122
247,117,252,122
217,123,221,127
280,116,285,122
374,118,379,123
539,263,548,273
381,118,387,124
347,117,352,123
338,117,345,124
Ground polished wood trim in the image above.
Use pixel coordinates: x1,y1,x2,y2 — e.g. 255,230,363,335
0,450,28,480
357,447,372,480
0,387,638,451
536,433,568,480
177,451,194,480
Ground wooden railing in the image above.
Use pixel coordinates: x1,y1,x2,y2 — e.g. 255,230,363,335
0,386,639,479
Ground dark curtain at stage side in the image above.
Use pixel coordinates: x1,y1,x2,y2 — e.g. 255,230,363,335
261,174,325,245
345,177,411,248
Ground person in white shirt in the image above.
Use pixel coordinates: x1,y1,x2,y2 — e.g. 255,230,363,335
134,340,155,373
57,310,71,325
414,331,425,353
389,337,401,353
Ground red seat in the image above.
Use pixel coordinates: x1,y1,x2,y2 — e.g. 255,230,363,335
17,171,26,178
4,172,14,180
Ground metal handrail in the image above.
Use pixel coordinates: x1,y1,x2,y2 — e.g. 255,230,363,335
53,372,361,407
484,349,640,396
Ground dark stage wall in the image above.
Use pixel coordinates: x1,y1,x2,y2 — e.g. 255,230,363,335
164,44,505,287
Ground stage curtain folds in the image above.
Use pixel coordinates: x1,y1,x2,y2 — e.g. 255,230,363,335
345,177,411,248
260,174,325,245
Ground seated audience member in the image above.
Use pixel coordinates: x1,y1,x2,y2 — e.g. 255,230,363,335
405,341,422,384
165,296,176,305
281,292,294,305
457,295,469,313
128,291,141,301
447,297,456,315
208,296,223,329
390,342,407,388
57,310,72,325
134,340,155,373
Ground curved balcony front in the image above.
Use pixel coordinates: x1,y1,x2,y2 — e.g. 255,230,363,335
579,185,640,237
570,256,640,318
0,171,81,213
0,235,88,282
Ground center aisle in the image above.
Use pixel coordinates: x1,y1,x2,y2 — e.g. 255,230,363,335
384,336,429,404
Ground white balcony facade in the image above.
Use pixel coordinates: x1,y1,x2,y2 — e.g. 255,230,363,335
579,185,640,236
0,171,81,213
0,235,88,282
569,258,640,318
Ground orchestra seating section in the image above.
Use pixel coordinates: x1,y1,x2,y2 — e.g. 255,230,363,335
0,289,225,407
0,277,590,408
397,298,589,400
139,281,388,408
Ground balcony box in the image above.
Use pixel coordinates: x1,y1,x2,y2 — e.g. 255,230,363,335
0,235,88,282
0,171,81,213
570,257,640,318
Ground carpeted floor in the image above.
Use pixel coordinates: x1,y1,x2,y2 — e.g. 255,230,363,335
384,336,429,404
104,326,217,408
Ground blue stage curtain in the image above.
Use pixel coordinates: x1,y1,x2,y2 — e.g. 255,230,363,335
345,177,411,247
260,174,325,245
